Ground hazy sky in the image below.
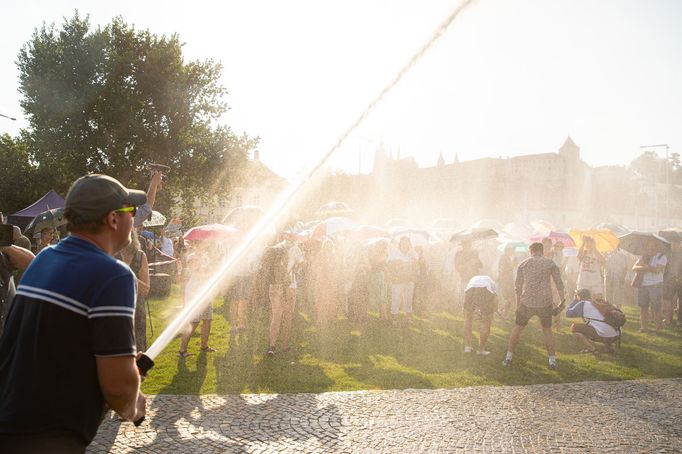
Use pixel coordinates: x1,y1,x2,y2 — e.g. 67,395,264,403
2,0,681,178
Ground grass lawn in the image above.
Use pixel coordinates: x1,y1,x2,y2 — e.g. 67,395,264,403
141,286,682,395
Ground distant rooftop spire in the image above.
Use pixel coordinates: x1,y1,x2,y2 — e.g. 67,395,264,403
437,151,445,167
559,136,580,161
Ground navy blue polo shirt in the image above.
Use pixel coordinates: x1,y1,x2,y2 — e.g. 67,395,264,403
0,236,137,444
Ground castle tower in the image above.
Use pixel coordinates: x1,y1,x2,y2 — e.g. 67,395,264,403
558,136,580,162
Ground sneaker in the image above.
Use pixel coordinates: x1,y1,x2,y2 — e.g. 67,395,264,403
464,346,473,353
266,347,276,357
476,350,491,356
502,358,512,367
548,360,558,370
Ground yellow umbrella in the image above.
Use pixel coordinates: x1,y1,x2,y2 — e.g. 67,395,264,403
569,229,620,252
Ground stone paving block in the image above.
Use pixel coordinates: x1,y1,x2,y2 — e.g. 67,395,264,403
87,378,682,453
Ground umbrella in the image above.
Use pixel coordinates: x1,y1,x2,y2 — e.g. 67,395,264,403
529,231,576,247
184,224,242,242
315,201,353,218
569,229,619,252
25,208,66,234
594,223,630,237
530,219,556,235
496,240,528,253
503,222,534,240
450,227,498,243
143,210,166,228
351,224,390,240
470,219,505,232
384,218,410,228
658,229,682,243
322,217,359,236
391,228,436,247
222,205,264,229
617,231,670,256
140,230,158,240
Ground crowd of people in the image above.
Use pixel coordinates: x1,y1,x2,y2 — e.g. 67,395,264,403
1,170,681,451
167,215,681,375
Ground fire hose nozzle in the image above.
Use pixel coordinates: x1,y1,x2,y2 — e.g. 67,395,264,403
133,353,155,426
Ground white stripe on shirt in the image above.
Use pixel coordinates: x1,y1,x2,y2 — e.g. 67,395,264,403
15,290,89,317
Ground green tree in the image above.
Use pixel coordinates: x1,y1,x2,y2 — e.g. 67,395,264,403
0,134,41,214
17,12,252,216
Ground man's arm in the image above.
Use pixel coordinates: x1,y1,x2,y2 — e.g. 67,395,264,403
550,263,565,302
137,253,150,298
146,170,163,208
565,300,584,318
95,355,145,421
1,245,35,270
514,263,524,306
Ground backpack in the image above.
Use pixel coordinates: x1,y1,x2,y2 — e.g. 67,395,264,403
592,298,626,328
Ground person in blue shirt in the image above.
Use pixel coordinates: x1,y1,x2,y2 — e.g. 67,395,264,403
0,174,148,452
565,288,619,353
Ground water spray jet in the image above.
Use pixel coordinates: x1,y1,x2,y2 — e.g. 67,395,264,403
134,0,477,423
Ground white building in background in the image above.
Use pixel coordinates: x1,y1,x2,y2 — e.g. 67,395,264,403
313,137,682,229
192,150,286,224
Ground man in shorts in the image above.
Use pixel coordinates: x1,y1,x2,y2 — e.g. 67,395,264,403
0,174,147,452
502,242,565,369
463,275,498,355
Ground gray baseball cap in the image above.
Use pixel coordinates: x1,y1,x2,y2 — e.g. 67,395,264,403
65,174,147,221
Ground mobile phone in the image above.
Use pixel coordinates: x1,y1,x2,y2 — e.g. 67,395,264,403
0,224,13,247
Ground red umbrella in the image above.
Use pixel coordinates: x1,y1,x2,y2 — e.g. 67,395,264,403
530,231,576,247
183,224,242,242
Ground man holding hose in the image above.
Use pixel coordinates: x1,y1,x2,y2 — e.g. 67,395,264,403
0,174,147,453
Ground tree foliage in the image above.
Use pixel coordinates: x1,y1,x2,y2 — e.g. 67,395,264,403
630,149,682,185
17,12,253,215
0,134,41,214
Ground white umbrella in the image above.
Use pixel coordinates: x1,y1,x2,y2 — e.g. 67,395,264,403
143,211,166,228
324,217,359,236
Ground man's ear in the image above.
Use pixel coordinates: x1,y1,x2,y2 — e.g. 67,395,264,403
104,212,118,230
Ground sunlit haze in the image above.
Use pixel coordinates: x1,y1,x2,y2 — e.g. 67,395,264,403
3,0,681,178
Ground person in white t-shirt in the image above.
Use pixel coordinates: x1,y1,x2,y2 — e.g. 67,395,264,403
577,236,605,298
463,275,498,355
566,288,618,353
633,239,668,332
387,236,418,322
159,231,174,257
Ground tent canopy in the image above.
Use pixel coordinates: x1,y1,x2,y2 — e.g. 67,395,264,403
8,190,65,230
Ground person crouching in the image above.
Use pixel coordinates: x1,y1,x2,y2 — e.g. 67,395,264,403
566,288,619,353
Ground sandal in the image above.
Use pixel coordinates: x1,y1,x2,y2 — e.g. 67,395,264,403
200,346,217,352
178,350,191,358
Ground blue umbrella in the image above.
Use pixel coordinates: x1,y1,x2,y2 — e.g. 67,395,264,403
140,230,158,240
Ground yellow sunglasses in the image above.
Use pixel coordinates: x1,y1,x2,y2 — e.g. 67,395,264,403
114,206,137,217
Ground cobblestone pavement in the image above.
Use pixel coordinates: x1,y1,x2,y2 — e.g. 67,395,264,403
89,378,682,453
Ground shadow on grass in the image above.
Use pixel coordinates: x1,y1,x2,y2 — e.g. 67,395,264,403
145,290,682,394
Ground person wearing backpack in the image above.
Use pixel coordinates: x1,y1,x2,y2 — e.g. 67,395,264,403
566,288,621,353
